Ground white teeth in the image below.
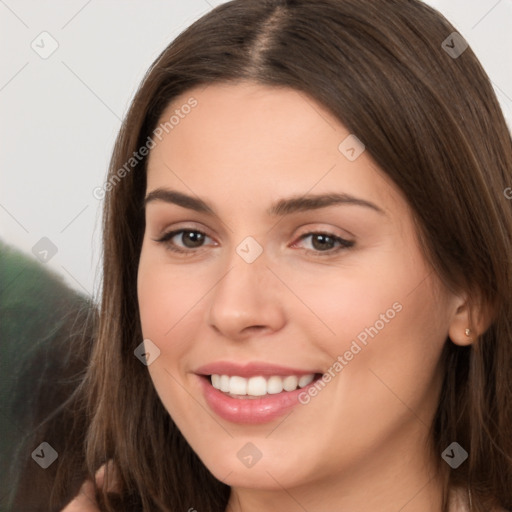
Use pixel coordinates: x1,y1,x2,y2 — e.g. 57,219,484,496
247,376,267,396
220,375,230,392
210,373,316,396
211,374,221,389
298,374,314,388
229,376,247,395
282,375,298,391
267,376,283,394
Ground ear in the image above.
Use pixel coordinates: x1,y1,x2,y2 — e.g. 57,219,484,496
447,291,494,346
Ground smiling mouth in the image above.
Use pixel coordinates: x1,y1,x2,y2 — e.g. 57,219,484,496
197,366,324,423
207,373,322,399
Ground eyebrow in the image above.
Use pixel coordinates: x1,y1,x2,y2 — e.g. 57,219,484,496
144,188,385,216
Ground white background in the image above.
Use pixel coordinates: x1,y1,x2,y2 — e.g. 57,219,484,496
1,0,511,298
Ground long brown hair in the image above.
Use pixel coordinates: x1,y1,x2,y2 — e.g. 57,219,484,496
52,0,512,510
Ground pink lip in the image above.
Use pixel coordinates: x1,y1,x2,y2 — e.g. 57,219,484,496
195,361,318,378
194,361,321,424
199,377,315,424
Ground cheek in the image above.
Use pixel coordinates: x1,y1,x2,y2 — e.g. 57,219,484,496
301,246,448,405
137,252,210,351
137,255,204,425
137,250,218,425
326,269,449,432
274,254,408,355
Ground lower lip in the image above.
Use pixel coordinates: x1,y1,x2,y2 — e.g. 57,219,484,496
198,375,319,424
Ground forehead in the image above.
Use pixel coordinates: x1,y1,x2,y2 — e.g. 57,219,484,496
151,82,343,161
146,82,400,214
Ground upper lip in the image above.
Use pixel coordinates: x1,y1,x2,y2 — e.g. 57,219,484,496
195,361,320,378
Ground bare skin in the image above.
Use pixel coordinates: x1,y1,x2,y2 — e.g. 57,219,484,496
64,82,484,511
61,464,118,511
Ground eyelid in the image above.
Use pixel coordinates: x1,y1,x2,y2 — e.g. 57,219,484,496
292,223,355,243
294,222,356,239
153,221,215,240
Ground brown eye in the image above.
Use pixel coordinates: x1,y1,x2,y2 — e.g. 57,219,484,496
179,230,206,248
311,233,336,251
295,232,354,254
155,229,214,254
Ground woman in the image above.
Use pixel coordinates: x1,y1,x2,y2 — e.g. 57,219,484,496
58,0,512,510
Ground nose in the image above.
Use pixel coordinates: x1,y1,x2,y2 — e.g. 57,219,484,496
206,251,287,341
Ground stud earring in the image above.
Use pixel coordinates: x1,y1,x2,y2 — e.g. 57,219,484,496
465,328,471,337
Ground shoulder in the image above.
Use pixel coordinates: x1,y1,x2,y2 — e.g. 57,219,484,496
448,487,469,512
449,487,510,512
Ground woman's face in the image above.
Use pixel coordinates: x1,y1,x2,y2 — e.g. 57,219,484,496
137,82,462,496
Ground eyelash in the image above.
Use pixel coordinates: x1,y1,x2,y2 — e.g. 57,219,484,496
154,229,355,257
